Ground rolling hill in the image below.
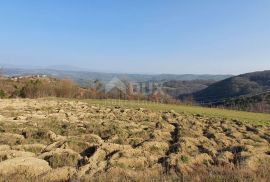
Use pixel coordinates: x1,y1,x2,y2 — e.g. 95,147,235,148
192,70,270,103
2,67,232,83
162,80,215,97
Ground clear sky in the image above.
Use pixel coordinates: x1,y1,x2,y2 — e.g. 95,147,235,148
0,0,269,74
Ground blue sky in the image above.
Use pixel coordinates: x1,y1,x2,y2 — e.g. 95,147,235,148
0,0,269,74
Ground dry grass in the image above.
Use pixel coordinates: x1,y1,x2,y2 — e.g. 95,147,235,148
0,98,269,182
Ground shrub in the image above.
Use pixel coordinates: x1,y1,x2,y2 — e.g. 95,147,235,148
0,89,5,98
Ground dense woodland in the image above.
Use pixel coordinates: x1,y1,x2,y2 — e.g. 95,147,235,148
210,92,270,113
192,70,270,103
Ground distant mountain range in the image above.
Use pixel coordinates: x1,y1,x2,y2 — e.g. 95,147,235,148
1,67,232,83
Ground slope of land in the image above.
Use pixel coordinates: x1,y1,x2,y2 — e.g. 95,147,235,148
0,99,269,181
211,92,270,113
162,80,215,98
192,70,270,103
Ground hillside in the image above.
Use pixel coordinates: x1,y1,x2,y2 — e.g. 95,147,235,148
211,92,270,113
192,70,270,103
0,99,269,181
162,80,215,97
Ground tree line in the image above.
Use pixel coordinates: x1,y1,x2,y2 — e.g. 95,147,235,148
0,76,179,104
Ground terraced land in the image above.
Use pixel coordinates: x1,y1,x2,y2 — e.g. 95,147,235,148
0,99,270,181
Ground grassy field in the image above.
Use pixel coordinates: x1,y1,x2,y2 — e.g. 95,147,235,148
1,98,270,181
79,99,270,125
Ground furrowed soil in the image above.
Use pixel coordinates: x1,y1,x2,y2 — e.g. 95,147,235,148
0,99,269,182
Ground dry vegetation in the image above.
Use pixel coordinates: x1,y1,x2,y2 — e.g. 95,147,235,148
0,76,97,99
0,98,269,181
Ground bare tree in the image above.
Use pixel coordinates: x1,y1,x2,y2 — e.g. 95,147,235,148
0,66,3,78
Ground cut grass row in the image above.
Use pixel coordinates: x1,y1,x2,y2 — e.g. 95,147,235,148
81,99,270,125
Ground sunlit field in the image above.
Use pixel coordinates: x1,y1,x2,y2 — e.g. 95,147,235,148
80,99,270,125
0,98,270,181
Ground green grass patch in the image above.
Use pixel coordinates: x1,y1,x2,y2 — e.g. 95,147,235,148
81,99,270,125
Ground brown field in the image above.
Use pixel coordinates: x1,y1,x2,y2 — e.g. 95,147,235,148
0,98,269,182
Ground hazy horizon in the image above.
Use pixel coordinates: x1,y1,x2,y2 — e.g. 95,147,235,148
0,1,270,75
2,63,270,76
0,63,237,75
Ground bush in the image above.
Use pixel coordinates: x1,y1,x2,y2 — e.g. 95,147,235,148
0,89,5,98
